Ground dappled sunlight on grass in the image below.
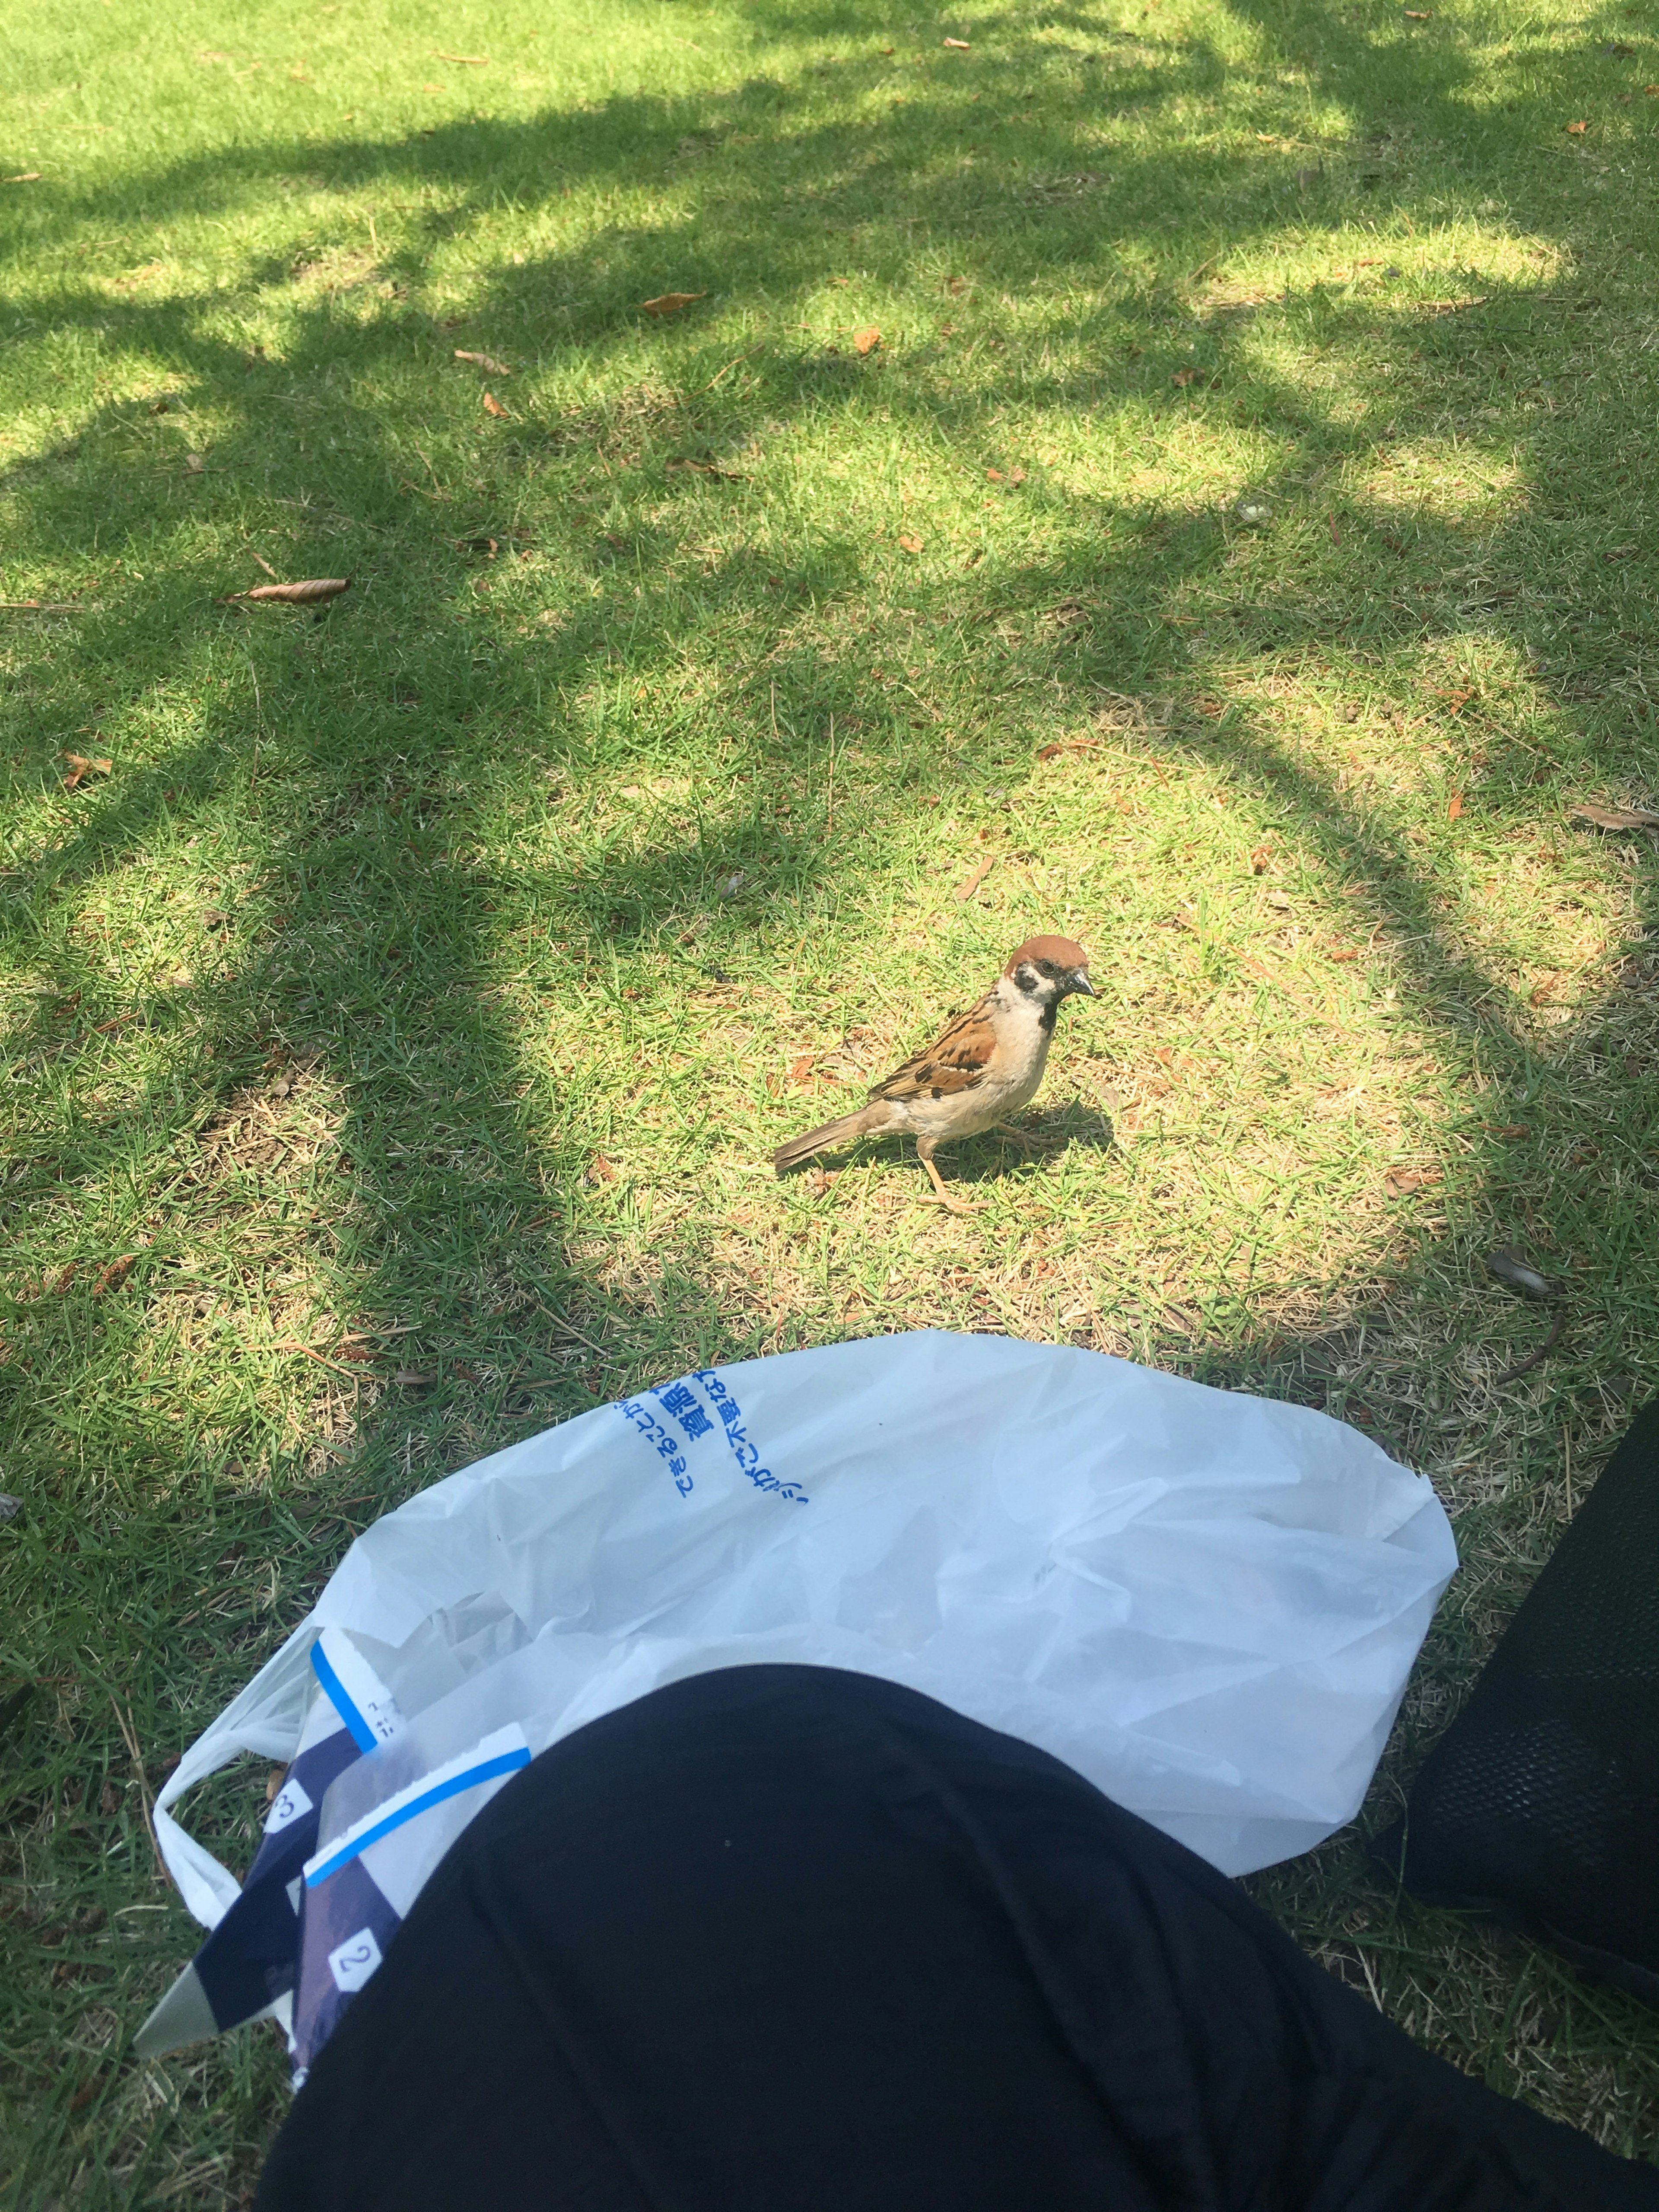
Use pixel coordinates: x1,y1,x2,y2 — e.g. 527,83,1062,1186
4,0,1659,2193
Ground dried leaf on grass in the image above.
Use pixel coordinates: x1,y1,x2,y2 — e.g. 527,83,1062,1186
641,292,706,316
393,1369,434,1388
265,1766,288,1804
62,752,113,790
1448,791,1464,821
666,455,747,481
1566,120,1588,134
955,855,995,901
1572,800,1659,830
897,533,923,554
455,349,511,374
223,577,351,606
585,1153,617,1185
1385,1166,1443,1196
1529,973,1559,1007
1036,738,1100,760
943,36,971,48
786,1053,818,1087
4,172,44,184
432,50,488,63
92,1254,137,1295
853,326,881,354
482,391,509,418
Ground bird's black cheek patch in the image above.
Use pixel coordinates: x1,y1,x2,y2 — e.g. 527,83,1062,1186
931,1087,943,1100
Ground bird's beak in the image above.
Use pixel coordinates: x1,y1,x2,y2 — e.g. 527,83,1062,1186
1069,970,1096,997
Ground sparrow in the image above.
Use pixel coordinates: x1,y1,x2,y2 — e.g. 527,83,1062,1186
773,935,1094,1210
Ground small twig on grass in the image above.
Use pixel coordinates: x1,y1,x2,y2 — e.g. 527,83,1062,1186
1491,1306,1567,1387
705,346,763,390
111,1694,171,1889
270,1338,368,1379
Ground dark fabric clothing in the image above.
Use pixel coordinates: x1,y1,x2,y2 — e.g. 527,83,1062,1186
1379,1397,1659,2006
259,1665,1659,2212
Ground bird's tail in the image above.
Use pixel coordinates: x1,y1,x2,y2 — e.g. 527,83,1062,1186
773,1105,888,1174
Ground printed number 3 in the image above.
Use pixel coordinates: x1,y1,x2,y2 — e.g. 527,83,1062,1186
327,1927,384,1993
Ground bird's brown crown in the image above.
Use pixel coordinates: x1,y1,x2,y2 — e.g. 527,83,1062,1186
1003,934,1089,976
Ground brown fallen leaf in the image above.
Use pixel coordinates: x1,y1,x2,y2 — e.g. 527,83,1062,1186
955,855,995,901
3,172,43,184
55,1261,79,1294
1448,791,1464,820
1386,1166,1443,1196
1529,974,1559,1007
1326,944,1361,963
453,1362,483,1382
640,291,706,316
454,348,511,374
786,1053,818,1087
481,390,509,417
897,533,923,554
587,1153,618,1184
1249,844,1273,875
1403,8,1431,16
1171,368,1197,386
666,455,747,481
184,453,205,474
92,1254,137,1296
943,36,971,48
224,577,351,605
1483,1122,1531,1138
1566,120,1588,133
265,1766,289,1804
1328,512,1342,546
62,751,114,791
853,326,882,355
1572,800,1659,830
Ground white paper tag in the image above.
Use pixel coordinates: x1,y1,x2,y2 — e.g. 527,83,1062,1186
327,1927,383,1994
264,1775,315,1834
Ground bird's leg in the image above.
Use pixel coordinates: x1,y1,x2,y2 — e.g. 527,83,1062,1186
916,1137,975,1213
991,1119,1043,1153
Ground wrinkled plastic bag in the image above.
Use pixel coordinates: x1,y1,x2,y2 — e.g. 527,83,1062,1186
140,1330,1456,2069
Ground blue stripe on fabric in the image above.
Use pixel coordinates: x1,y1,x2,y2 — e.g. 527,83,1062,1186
310,1639,377,1754
304,1748,532,1888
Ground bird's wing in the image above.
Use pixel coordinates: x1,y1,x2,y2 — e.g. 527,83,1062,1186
869,1000,997,1102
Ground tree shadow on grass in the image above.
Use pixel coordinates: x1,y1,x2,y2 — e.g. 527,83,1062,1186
4,0,1659,2187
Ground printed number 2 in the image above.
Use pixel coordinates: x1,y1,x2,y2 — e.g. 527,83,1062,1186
327,1927,383,1994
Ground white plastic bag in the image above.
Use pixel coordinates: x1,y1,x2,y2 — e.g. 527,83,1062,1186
147,1331,1455,2057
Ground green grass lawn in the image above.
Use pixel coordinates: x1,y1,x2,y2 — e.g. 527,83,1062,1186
4,0,1659,2195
